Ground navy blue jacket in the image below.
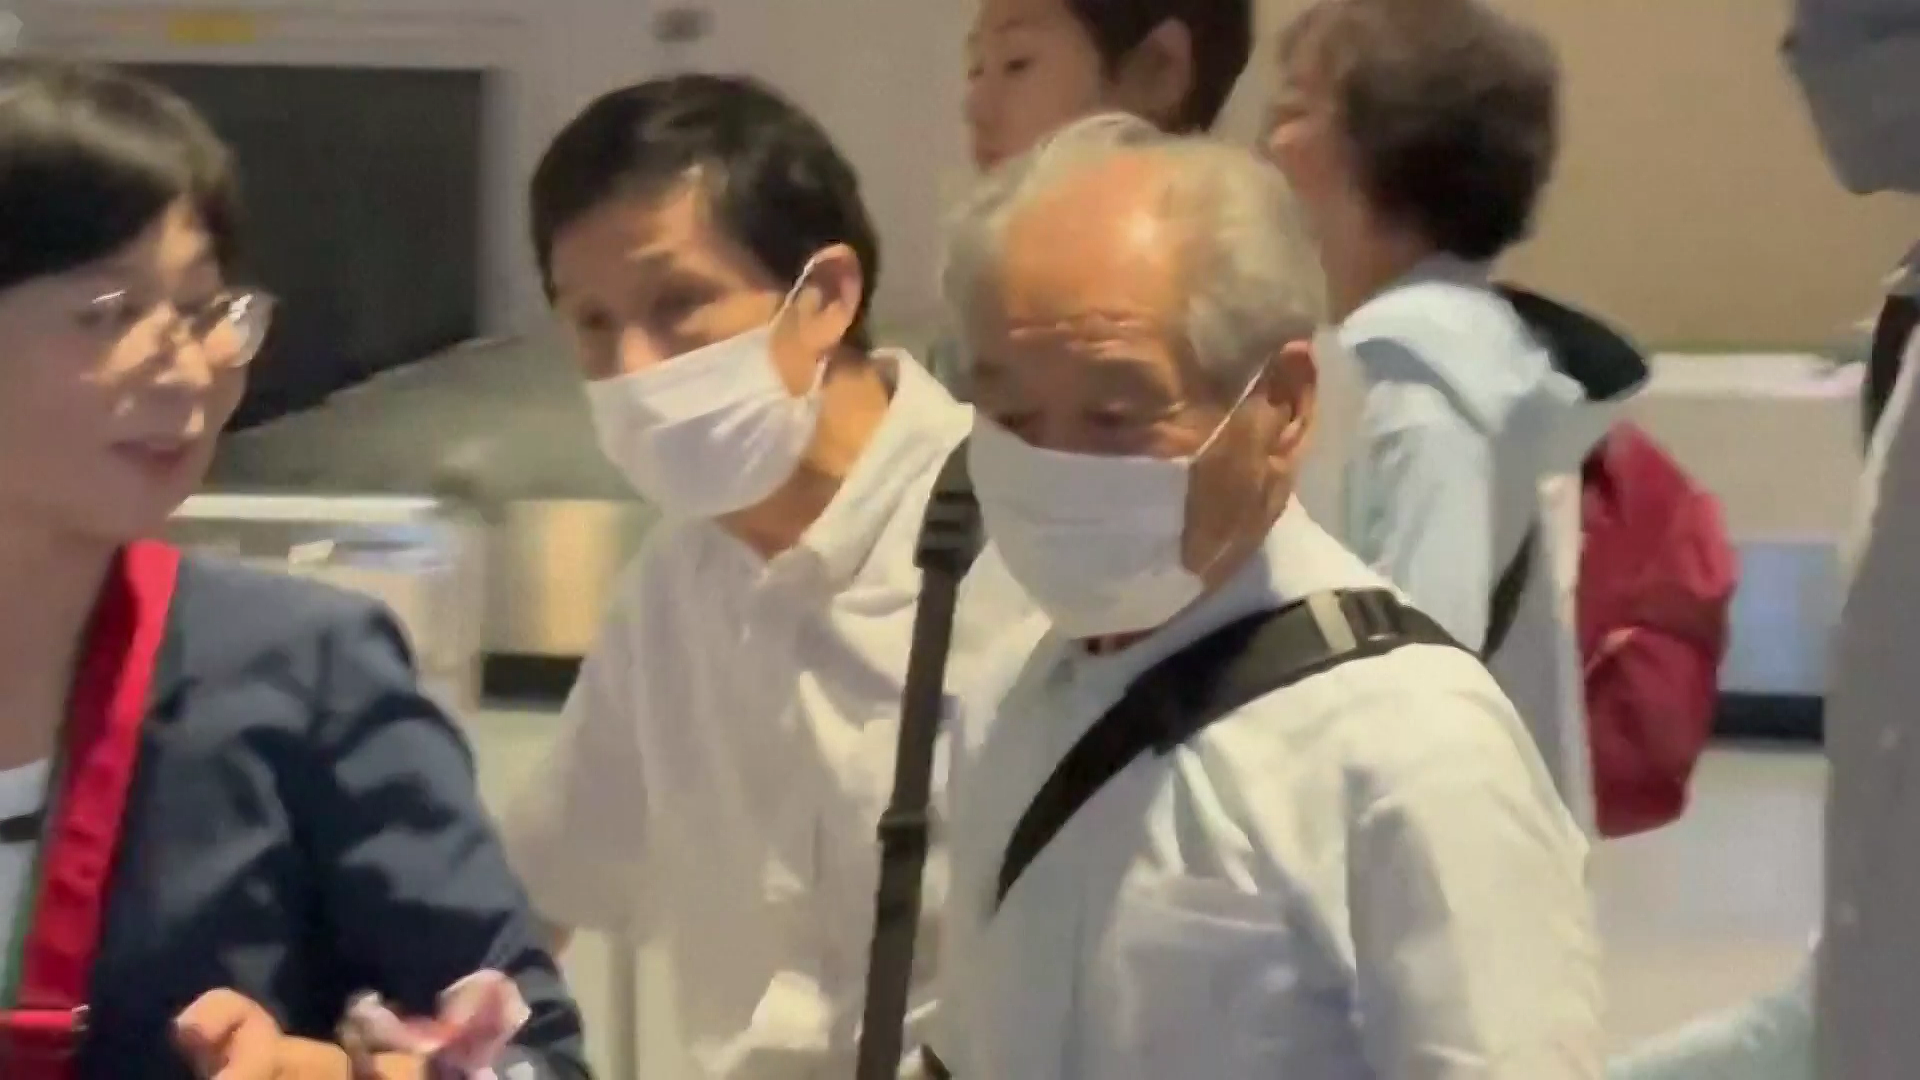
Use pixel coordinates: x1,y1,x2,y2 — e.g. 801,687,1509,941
75,555,588,1079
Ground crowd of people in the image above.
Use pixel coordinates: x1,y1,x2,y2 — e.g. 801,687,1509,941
0,0,1910,1076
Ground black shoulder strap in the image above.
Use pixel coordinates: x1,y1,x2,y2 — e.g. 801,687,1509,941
855,441,981,1080
1865,292,1919,444
1484,526,1537,659
993,589,1464,912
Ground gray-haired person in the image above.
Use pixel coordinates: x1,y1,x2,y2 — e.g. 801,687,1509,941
931,113,1601,1080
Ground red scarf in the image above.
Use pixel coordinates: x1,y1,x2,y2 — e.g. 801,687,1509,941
0,541,179,1077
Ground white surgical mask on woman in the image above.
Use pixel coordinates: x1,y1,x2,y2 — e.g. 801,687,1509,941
585,260,826,517
969,374,1261,639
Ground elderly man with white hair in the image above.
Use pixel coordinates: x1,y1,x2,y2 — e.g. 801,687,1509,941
930,114,1602,1080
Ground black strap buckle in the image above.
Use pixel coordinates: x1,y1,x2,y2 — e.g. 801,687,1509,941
1340,589,1408,645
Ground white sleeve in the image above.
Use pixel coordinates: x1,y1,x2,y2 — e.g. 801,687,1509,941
499,603,652,935
1607,958,1813,1080
1348,694,1604,1080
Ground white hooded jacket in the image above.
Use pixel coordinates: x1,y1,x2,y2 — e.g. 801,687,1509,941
1313,257,1647,833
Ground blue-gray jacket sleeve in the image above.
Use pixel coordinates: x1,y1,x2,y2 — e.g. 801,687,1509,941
1343,338,1498,648
1608,956,1812,1080
297,600,590,1079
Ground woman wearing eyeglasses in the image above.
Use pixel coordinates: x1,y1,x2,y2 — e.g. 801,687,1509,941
0,58,587,1080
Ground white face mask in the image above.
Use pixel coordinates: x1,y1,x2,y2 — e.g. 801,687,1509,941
584,263,826,517
969,378,1260,639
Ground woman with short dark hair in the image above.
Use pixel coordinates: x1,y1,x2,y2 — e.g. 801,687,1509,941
0,57,586,1080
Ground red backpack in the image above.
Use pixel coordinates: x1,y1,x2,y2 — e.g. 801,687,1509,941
1577,424,1737,837
1498,286,1739,838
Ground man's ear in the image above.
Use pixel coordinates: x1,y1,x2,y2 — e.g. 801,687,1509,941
796,243,864,352
1264,338,1318,461
1112,19,1197,130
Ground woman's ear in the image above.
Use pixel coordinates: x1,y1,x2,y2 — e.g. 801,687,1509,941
796,243,864,352
1112,19,1197,130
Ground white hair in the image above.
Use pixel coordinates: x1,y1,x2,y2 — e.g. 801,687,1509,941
940,112,1325,396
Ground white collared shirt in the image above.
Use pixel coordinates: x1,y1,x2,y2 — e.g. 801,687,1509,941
501,353,1040,1079
941,505,1602,1080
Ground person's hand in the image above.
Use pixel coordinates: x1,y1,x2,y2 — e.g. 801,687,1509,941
174,988,417,1079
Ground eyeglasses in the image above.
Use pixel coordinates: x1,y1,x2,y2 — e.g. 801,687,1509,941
86,287,279,369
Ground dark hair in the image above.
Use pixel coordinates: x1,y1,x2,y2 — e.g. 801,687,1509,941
530,74,881,350
1066,0,1254,132
0,58,240,292
1280,0,1559,261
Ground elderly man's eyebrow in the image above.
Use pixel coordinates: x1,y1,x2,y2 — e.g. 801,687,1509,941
1083,353,1177,394
1005,311,1158,338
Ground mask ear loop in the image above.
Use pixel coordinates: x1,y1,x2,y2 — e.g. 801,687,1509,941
775,254,828,319
1188,363,1271,462
773,254,834,398
1181,362,1278,583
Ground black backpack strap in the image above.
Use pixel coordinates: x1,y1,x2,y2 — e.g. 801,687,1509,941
993,589,1463,912
1484,526,1537,659
1865,292,1919,443
855,441,981,1080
